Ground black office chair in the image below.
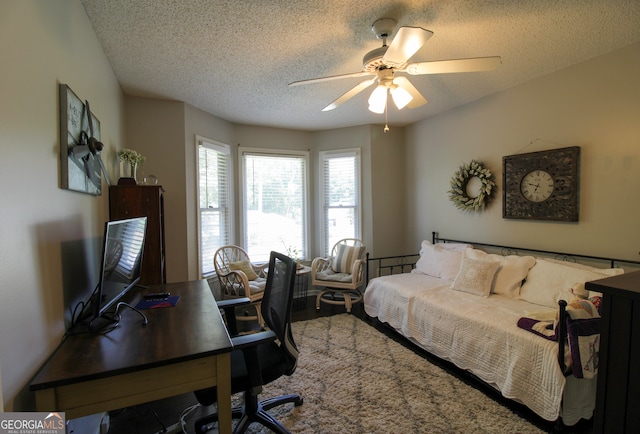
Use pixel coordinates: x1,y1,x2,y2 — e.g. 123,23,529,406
194,251,303,434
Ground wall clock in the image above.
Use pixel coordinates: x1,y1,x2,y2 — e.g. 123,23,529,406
502,146,580,221
59,84,109,195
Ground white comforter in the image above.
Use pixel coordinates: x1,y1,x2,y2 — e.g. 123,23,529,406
364,273,565,422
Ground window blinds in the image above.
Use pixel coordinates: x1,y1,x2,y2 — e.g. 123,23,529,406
320,149,361,256
198,142,230,276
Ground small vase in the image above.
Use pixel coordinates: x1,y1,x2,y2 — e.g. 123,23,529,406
118,162,138,185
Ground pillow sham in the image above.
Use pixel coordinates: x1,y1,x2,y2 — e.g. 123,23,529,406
520,258,624,308
332,243,365,274
229,260,259,280
451,255,500,297
465,249,536,298
542,258,623,298
412,240,471,281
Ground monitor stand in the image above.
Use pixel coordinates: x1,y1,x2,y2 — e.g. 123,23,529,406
115,301,148,325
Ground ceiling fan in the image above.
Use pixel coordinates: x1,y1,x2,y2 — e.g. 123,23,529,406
68,100,111,189
289,18,501,115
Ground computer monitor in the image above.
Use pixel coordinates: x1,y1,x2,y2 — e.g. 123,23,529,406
94,217,147,317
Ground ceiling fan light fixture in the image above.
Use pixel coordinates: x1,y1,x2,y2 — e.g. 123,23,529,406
291,18,499,116
368,85,387,114
390,85,413,110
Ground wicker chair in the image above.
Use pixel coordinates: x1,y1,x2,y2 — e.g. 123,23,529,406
214,245,266,328
311,238,366,313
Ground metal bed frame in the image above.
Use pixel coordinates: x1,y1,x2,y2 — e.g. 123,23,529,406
366,231,640,372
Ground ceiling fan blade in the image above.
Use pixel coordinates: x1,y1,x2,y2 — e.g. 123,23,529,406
405,56,502,75
383,26,433,68
322,78,376,111
393,76,427,108
289,71,373,87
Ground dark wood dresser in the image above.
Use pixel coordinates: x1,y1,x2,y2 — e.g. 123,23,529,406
586,271,640,433
109,185,166,285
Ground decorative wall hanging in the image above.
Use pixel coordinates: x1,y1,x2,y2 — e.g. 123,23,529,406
448,160,496,212
59,84,110,195
503,146,580,221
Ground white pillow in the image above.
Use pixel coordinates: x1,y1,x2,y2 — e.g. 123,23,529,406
412,241,471,281
542,258,623,298
520,258,624,308
451,256,500,297
465,249,536,298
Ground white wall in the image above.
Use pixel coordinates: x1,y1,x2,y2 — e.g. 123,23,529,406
369,125,407,256
125,97,189,282
405,42,640,261
0,1,124,410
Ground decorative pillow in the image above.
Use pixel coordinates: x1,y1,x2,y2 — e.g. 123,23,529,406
451,256,500,297
520,258,624,308
229,260,258,281
465,249,536,298
331,244,365,274
412,241,471,281
566,297,601,320
542,258,623,298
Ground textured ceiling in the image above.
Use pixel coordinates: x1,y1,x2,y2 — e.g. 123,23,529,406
80,0,640,131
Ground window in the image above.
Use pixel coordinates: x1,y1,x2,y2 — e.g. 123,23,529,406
197,138,231,276
240,148,308,262
319,149,361,256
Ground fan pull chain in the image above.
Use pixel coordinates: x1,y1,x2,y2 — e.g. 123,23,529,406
384,91,390,133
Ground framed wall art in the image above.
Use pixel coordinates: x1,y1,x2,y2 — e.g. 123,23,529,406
59,83,108,195
502,146,580,221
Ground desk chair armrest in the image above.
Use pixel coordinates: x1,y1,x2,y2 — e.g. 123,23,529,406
217,297,251,309
231,329,277,350
217,297,251,336
231,330,278,396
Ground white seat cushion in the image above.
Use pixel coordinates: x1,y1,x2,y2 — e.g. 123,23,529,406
317,269,353,283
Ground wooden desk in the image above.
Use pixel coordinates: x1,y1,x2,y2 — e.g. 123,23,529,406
30,280,233,434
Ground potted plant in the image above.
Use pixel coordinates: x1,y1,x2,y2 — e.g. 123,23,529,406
117,149,145,184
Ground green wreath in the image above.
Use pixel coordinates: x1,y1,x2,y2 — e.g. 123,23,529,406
448,160,496,212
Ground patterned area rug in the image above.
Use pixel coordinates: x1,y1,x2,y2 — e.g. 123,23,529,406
215,314,546,433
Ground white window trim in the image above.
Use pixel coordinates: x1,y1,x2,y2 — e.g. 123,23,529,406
319,148,362,256
196,135,233,277
238,147,310,259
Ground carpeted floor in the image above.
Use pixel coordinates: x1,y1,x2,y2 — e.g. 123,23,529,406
159,314,548,433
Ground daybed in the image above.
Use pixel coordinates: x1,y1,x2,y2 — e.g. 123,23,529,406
364,233,639,427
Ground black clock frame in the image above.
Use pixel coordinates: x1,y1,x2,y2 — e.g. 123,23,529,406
502,146,580,221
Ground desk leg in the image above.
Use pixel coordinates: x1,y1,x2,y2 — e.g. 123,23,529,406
216,353,232,434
